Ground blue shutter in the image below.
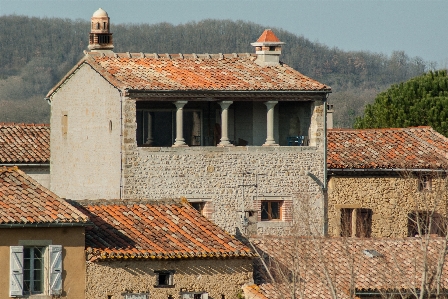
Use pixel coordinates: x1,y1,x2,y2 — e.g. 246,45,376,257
49,245,63,295
10,246,23,296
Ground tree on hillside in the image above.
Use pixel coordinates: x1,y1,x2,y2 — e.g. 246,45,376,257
354,70,448,136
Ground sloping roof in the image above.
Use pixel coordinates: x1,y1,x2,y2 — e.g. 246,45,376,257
73,199,255,261
327,127,448,170
251,236,448,299
47,52,330,97
256,29,281,43
0,167,89,225
0,123,50,164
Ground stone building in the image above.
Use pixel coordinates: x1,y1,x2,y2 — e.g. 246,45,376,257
73,198,254,299
0,166,89,298
0,123,50,188
46,8,331,235
327,127,448,238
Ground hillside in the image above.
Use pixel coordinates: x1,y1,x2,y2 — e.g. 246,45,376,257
0,16,430,126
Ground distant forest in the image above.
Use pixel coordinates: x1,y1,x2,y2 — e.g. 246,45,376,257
0,15,434,127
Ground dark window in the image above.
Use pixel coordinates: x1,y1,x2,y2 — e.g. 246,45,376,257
261,201,282,221
408,211,445,237
418,176,432,191
154,270,174,287
24,247,44,294
191,202,205,215
341,208,373,237
356,208,373,238
340,208,353,237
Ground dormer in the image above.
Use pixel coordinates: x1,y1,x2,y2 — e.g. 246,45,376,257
88,8,114,52
251,29,285,67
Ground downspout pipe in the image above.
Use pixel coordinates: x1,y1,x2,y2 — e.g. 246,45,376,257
323,96,328,236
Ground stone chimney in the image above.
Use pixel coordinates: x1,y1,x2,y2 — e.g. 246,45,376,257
327,104,334,129
88,8,114,52
251,29,285,67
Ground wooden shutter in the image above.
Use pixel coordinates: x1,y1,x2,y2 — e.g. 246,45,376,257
10,246,24,296
202,293,209,299
49,245,63,295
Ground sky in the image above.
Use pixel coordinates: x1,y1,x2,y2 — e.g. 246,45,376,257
0,0,447,68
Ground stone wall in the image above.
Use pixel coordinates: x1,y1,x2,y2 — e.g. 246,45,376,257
122,99,326,235
86,258,252,299
50,64,122,200
328,174,448,237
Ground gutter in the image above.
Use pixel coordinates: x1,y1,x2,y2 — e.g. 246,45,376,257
328,168,448,173
0,222,93,228
127,89,331,94
323,97,328,236
0,163,50,167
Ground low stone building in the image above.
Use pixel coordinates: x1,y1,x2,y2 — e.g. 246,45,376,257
73,198,255,299
0,123,50,188
327,127,448,238
46,8,331,236
0,166,89,298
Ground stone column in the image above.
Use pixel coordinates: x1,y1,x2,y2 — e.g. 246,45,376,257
218,101,233,147
263,101,279,146
145,111,153,145
173,101,188,147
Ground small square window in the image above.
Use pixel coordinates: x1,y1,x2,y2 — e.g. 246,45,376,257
418,176,432,192
191,202,205,215
154,270,174,288
261,201,282,221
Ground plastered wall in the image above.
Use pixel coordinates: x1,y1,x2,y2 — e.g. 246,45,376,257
0,227,86,299
49,64,122,200
86,258,252,299
328,175,448,237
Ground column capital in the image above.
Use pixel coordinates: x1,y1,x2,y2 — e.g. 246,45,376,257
264,101,278,108
174,100,188,108
219,101,233,109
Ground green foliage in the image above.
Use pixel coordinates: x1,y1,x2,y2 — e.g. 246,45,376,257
0,15,432,124
354,70,448,136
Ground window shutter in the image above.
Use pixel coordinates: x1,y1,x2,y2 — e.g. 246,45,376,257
49,245,63,295
10,246,24,297
202,293,209,299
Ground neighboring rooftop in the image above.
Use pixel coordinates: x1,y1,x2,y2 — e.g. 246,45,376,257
251,236,448,299
327,126,448,170
73,199,255,261
0,123,50,164
0,167,89,225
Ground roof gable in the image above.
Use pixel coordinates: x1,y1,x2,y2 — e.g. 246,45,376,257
0,167,89,225
74,199,254,261
0,123,50,164
327,127,448,170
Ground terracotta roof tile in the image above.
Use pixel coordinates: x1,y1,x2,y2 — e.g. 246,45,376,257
327,127,448,169
256,29,281,43
0,123,50,164
47,52,330,97
74,199,255,261
252,237,448,299
0,167,89,224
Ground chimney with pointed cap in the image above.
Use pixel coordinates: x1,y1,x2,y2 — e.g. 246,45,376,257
251,29,285,67
88,8,114,52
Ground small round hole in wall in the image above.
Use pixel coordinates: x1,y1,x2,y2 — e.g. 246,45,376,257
109,120,113,132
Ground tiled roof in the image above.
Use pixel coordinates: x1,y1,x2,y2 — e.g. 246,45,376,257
0,123,50,164
47,52,330,97
251,237,448,299
256,29,281,43
0,167,89,225
328,127,448,169
74,199,255,261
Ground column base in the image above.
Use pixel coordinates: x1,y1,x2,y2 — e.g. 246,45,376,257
262,142,279,147
172,143,189,147
217,143,234,147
